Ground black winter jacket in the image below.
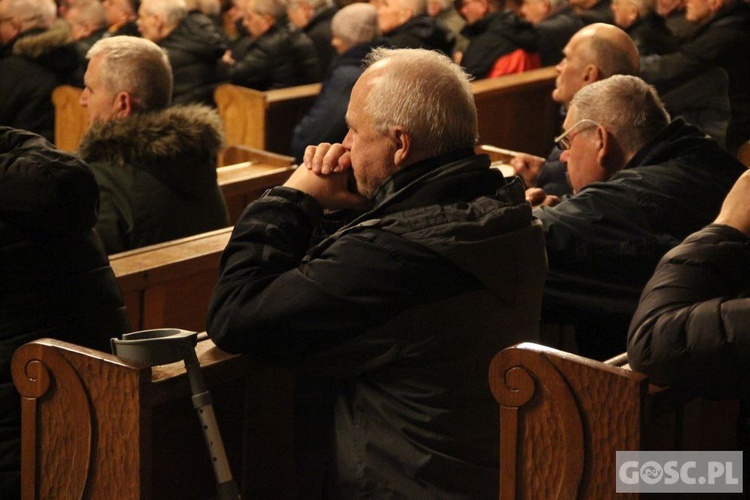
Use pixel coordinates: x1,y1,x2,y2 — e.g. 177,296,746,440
536,7,582,67
535,119,746,360
628,224,750,398
78,105,229,254
0,127,131,497
460,9,538,79
385,15,456,55
207,150,547,498
626,11,678,56
230,23,319,90
0,21,78,142
640,0,750,153
159,12,229,105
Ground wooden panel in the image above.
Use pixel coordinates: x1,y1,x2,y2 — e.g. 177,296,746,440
51,85,87,152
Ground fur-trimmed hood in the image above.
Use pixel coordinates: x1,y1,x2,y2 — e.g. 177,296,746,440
78,105,226,198
9,20,78,74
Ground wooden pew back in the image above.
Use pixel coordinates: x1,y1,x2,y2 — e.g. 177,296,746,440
51,85,87,152
214,83,321,157
490,342,739,498
12,336,296,499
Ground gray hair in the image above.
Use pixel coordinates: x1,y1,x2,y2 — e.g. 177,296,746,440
68,0,108,29
363,47,477,156
571,75,669,156
332,3,380,46
250,0,286,20
86,36,173,111
3,0,57,29
140,0,187,26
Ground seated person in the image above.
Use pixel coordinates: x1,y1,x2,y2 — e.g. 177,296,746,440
530,75,746,360
0,0,79,142
373,0,455,54
628,168,750,398
458,0,538,79
78,36,229,254
207,47,547,498
224,0,320,90
611,0,677,56
137,0,228,105
569,0,614,24
427,0,469,52
511,23,639,198
66,0,110,87
0,127,131,498
520,0,582,67
101,0,140,37
655,0,697,42
291,3,388,163
640,0,750,154
287,0,338,74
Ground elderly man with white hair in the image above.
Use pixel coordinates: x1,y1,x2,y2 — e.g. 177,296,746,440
0,0,78,141
208,47,547,497
287,0,337,73
137,0,228,104
372,0,455,54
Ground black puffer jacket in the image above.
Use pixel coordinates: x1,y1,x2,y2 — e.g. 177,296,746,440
159,12,229,105
78,105,229,254
0,127,131,498
460,9,538,79
628,223,750,398
230,23,319,90
385,15,456,54
626,11,678,56
535,119,746,360
207,150,547,498
0,21,78,142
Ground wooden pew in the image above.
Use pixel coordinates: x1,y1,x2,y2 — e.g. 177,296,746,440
109,227,232,333
214,83,321,156
473,66,559,158
490,342,740,498
11,335,296,499
51,85,87,152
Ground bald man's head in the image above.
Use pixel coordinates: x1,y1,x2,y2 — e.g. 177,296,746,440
552,23,639,106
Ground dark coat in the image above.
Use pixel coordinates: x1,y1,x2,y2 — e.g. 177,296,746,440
626,11,678,56
302,6,337,74
460,9,538,79
640,0,750,153
0,127,131,498
159,12,229,105
207,150,547,498
0,21,78,143
78,105,229,254
535,119,746,360
536,7,583,67
628,223,750,398
577,0,614,25
385,14,456,55
291,39,388,162
230,23,319,90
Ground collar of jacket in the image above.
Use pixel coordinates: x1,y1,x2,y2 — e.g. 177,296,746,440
11,19,73,59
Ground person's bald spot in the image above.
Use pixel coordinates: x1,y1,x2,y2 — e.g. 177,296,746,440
581,23,640,76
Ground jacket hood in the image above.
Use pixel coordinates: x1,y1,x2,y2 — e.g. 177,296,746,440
10,20,78,73
0,127,99,235
463,10,538,52
78,105,225,198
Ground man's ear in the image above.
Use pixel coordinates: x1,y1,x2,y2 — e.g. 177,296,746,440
583,63,600,84
113,91,134,119
596,125,625,174
393,127,411,167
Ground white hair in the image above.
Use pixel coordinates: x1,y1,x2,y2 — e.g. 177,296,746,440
140,0,187,26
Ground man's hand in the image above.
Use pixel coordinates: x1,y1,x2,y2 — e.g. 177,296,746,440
284,166,367,211
525,187,561,208
302,142,352,174
714,169,750,237
510,152,546,188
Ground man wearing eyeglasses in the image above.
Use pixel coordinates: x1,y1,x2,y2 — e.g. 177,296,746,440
532,74,746,361
0,0,79,142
